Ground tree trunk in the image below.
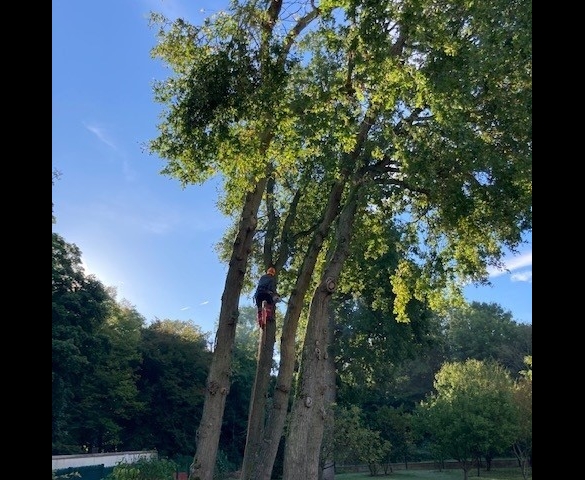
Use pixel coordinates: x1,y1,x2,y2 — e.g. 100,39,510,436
189,180,266,480
246,111,373,478
242,181,347,480
240,314,277,475
282,279,332,479
282,188,360,480
321,311,337,480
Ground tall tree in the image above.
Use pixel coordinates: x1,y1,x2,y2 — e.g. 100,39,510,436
283,182,363,478
147,0,531,478
445,302,532,377
52,232,114,453
128,319,211,458
148,3,324,477
278,0,532,474
53,198,144,454
69,301,145,452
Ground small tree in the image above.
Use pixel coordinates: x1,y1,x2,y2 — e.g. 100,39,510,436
332,405,391,475
413,359,518,480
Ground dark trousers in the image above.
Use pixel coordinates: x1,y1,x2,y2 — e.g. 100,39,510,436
255,291,274,309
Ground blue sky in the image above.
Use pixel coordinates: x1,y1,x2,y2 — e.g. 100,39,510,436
52,0,532,336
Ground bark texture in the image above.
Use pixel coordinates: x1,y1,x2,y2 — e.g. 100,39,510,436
240,314,277,476
246,181,346,480
189,180,266,480
282,188,359,480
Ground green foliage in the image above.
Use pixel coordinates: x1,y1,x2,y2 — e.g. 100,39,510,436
511,356,532,478
148,0,532,327
52,471,81,479
332,293,443,410
52,231,120,453
124,320,211,457
51,224,260,460
413,359,519,472
370,405,416,465
332,405,391,472
147,9,298,190
106,458,177,480
444,302,532,377
519,355,532,382
220,308,259,464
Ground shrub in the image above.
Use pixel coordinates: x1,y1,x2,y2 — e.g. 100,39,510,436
105,457,177,480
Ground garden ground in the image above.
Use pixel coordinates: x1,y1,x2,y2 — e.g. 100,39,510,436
335,466,531,480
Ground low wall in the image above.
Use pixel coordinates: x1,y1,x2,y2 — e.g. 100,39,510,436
52,450,158,471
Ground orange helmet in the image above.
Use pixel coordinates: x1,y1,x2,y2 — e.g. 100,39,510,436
267,266,276,275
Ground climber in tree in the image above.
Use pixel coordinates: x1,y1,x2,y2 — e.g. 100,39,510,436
253,266,280,329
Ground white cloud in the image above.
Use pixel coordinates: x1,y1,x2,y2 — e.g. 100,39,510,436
84,122,118,150
487,251,532,280
503,251,532,271
82,122,137,182
511,270,532,283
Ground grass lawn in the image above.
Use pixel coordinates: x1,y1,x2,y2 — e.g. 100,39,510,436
335,467,531,480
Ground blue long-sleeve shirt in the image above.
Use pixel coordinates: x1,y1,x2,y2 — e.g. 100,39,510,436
255,274,277,298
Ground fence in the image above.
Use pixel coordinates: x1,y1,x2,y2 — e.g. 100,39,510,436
336,458,519,473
